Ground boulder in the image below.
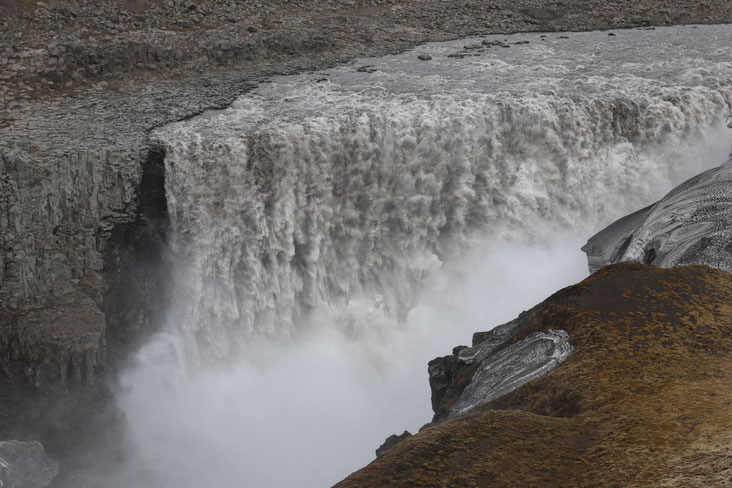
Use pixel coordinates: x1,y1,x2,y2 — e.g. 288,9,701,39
583,157,732,273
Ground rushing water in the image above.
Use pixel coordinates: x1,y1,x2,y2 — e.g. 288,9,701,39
106,25,731,488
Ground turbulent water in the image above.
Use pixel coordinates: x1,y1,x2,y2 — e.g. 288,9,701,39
111,25,732,488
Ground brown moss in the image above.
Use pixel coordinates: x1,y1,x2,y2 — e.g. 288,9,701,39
335,263,732,488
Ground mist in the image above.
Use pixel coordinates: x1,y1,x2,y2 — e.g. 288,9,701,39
91,27,732,487
106,120,730,488
105,230,585,488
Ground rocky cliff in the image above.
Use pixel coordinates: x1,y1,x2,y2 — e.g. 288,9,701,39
336,263,732,488
583,156,732,273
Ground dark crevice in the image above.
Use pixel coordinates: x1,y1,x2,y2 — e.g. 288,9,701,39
102,142,170,376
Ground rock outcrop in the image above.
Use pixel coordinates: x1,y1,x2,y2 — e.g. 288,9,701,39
448,329,572,420
428,318,573,423
583,156,732,273
375,432,412,459
0,145,164,473
336,263,732,488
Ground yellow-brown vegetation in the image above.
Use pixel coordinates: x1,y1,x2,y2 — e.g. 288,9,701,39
335,263,732,488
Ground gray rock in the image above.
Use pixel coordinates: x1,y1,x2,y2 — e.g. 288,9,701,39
482,39,510,48
583,156,732,273
0,441,58,488
417,54,432,61
456,318,522,365
448,329,573,419
375,431,411,458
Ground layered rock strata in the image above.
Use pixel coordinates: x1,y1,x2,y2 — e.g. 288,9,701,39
583,156,732,273
448,329,572,419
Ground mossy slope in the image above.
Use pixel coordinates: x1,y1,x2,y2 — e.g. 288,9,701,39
336,263,732,488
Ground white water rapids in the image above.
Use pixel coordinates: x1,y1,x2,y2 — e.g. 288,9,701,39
105,25,731,488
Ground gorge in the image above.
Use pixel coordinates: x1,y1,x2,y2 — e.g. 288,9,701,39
116,25,731,488
1,3,732,487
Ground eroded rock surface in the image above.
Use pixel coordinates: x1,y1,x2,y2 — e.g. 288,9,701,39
448,329,572,419
428,319,522,422
2,0,731,479
0,440,58,488
583,156,732,273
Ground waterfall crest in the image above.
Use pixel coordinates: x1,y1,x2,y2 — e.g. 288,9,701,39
153,26,732,362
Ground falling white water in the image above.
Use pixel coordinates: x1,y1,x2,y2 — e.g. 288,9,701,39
108,25,731,488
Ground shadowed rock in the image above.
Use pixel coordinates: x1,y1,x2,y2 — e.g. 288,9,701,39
375,431,412,458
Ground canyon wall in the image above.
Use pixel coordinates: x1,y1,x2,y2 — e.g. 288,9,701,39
1,0,731,470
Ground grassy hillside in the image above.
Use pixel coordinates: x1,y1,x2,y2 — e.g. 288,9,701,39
336,263,732,488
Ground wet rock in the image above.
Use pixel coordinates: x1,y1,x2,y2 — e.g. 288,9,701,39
0,440,58,488
457,318,522,365
375,431,411,458
0,292,104,389
428,347,466,420
417,54,432,61
482,39,510,48
583,157,732,273
448,329,573,419
429,318,528,421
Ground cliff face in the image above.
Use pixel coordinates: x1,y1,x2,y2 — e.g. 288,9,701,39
0,147,162,474
0,149,137,385
336,263,732,488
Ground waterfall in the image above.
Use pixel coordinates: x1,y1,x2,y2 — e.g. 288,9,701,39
111,25,732,488
153,25,732,363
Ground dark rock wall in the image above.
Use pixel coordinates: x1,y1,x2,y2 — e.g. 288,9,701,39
103,144,169,374
0,144,168,468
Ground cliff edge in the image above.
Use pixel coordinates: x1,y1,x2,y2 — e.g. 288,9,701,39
336,263,732,488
